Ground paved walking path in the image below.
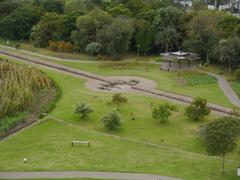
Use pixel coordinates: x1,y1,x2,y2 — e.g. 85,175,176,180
202,71,240,107
0,171,182,180
0,47,233,115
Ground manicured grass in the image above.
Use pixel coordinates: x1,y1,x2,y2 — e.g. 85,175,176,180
183,74,217,86
0,41,233,108
231,81,240,97
0,68,239,180
49,61,233,108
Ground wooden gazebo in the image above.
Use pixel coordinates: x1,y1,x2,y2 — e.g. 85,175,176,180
160,51,200,70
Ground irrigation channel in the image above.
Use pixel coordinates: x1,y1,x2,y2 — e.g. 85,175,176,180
0,50,234,116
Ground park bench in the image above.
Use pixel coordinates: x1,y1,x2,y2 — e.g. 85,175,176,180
71,141,90,147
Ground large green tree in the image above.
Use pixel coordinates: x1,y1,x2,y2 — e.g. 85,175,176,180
201,116,240,173
97,18,134,60
184,10,223,63
135,20,155,55
0,5,42,40
31,13,68,47
153,6,186,52
214,37,240,72
71,9,112,51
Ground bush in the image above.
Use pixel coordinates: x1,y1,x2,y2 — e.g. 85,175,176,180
152,103,176,123
235,68,240,81
48,40,74,53
75,103,93,119
185,97,210,121
85,42,102,56
101,111,122,130
0,112,28,133
112,93,127,110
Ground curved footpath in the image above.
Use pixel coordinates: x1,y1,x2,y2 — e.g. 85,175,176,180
0,47,235,116
0,171,182,180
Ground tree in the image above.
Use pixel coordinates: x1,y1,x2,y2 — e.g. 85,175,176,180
201,116,240,173
75,103,93,119
153,6,186,52
101,111,122,130
135,20,154,55
152,103,176,123
185,97,210,121
0,0,19,17
154,27,179,52
31,13,68,47
34,0,64,14
192,0,207,11
214,37,240,72
97,18,134,60
85,42,102,56
104,2,133,17
184,10,223,63
71,9,112,51
0,5,43,40
112,93,128,110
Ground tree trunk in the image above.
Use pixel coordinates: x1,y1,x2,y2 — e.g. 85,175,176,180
206,52,210,64
228,60,232,73
222,154,225,173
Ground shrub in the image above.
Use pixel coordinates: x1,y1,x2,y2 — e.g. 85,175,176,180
0,112,28,133
185,97,210,121
152,103,176,123
75,103,93,119
48,40,74,53
112,93,128,110
101,111,122,130
85,42,102,56
234,68,240,81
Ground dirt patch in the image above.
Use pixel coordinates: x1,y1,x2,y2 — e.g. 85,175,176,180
85,76,157,93
176,78,187,87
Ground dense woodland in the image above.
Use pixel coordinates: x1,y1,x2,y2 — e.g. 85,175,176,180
0,0,240,70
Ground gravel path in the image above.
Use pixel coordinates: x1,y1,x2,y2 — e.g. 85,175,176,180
201,71,240,107
0,171,182,180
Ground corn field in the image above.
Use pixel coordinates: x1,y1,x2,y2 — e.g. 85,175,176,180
0,59,52,119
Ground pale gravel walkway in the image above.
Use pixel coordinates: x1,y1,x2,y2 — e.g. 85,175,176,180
0,171,182,180
201,71,240,108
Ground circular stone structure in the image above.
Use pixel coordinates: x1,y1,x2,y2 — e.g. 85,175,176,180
85,76,158,93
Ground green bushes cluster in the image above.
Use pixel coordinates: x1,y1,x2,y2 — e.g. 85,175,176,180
0,112,28,133
48,40,74,53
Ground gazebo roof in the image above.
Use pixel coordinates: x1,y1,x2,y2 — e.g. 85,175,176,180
160,51,200,62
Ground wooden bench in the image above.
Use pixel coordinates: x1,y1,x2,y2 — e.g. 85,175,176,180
71,141,90,147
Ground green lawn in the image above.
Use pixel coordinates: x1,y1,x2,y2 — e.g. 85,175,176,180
0,41,233,108
47,61,233,108
0,68,239,180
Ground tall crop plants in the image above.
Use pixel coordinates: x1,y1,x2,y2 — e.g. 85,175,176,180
0,59,52,119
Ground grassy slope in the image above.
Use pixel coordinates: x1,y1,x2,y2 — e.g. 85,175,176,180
0,69,239,180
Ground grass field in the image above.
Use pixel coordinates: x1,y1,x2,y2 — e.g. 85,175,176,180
0,67,239,180
0,40,233,108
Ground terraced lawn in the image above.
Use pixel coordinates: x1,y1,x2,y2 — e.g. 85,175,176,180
0,68,239,180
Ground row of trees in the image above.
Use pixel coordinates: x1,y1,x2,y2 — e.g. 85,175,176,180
0,0,240,67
